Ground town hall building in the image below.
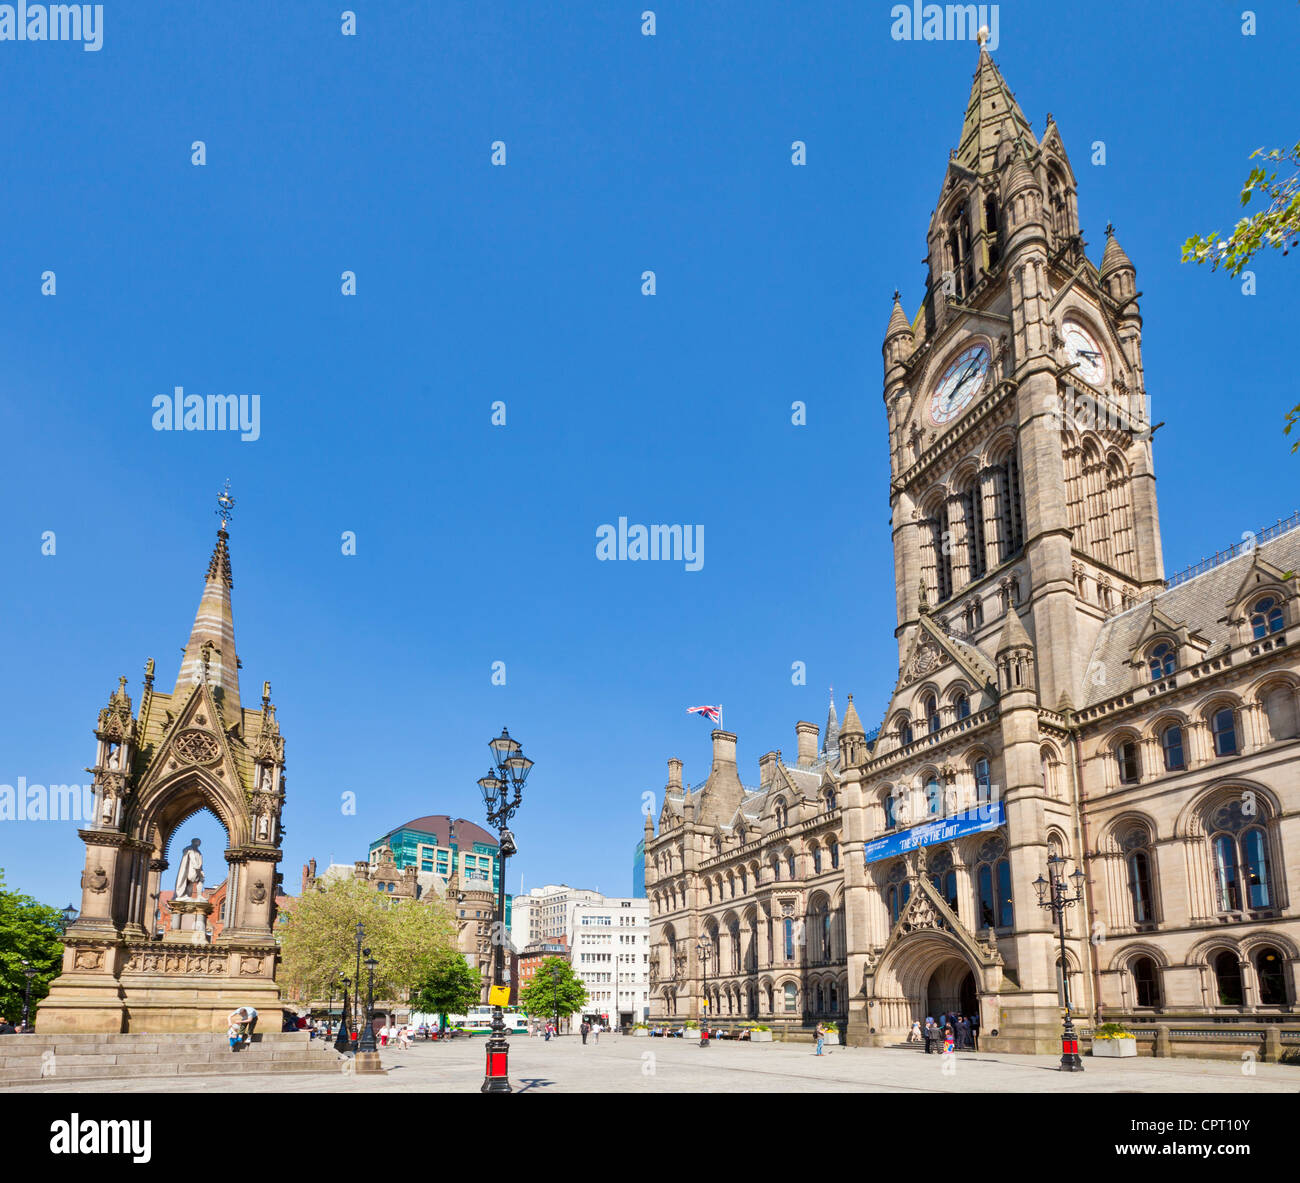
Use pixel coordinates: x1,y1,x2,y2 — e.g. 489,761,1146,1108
643,43,1300,1056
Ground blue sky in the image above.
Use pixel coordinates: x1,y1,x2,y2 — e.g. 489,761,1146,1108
2,1,1296,909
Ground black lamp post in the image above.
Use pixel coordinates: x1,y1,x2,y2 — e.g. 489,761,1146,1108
358,950,379,1053
477,726,534,1094
352,922,364,1043
550,963,562,1036
1034,854,1087,1072
20,960,38,1030
60,904,78,935
334,977,352,1053
697,937,712,1043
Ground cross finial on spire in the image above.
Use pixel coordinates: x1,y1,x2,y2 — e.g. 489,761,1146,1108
1105,222,1116,237
216,480,235,530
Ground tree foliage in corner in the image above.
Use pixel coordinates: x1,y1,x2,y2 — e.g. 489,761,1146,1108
277,876,459,1006
1182,142,1300,451
518,955,587,1020
0,871,65,1022
412,951,482,1025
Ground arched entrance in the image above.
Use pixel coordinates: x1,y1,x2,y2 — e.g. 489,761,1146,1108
926,962,977,1019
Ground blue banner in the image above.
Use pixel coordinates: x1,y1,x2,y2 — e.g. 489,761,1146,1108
863,800,1005,864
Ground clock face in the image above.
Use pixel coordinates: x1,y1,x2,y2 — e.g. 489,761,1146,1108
1063,321,1106,386
930,342,991,425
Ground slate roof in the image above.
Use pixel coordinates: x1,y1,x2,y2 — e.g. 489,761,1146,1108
1081,527,1300,706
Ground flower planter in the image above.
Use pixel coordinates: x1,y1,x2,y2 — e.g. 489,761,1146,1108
749,1030,773,1042
1092,1036,1137,1058
820,1032,841,1047
632,1028,649,1037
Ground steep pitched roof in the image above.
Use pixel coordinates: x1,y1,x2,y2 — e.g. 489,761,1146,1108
1081,527,1300,706
954,46,1037,177
174,527,241,708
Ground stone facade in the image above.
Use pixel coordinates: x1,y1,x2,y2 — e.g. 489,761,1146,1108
645,45,1300,1053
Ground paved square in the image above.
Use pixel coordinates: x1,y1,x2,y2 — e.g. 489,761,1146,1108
7,1033,1298,1093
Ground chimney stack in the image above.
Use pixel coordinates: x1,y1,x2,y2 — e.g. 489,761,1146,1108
710,729,738,773
758,750,778,789
667,758,683,789
796,721,819,767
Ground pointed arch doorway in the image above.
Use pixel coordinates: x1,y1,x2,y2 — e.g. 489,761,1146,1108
926,961,978,1019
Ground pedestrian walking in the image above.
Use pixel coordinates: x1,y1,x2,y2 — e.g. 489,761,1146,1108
907,1019,921,1043
592,1022,600,1045
969,1011,980,1051
580,1020,589,1045
923,1017,937,1053
815,1023,826,1056
943,1023,955,1056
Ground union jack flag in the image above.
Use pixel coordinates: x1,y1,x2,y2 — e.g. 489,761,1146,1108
687,705,720,724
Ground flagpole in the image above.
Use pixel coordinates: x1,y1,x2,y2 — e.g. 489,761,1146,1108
719,703,723,732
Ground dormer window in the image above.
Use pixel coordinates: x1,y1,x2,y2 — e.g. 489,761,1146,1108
1251,597,1284,639
1148,642,1176,681
774,799,788,829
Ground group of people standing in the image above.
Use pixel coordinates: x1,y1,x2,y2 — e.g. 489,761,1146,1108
908,1011,979,1053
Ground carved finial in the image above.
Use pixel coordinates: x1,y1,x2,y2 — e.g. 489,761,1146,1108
1105,222,1115,238
118,675,128,696
144,657,155,684
216,480,235,529
262,680,271,705
977,25,989,47
893,289,900,303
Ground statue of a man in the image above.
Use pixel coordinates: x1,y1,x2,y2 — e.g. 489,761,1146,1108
174,838,205,900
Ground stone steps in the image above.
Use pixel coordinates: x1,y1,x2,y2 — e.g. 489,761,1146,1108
0,1032,344,1085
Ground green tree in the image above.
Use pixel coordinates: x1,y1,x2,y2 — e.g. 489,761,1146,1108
276,876,459,1008
411,951,482,1031
518,956,587,1026
0,871,65,1024
1182,141,1300,450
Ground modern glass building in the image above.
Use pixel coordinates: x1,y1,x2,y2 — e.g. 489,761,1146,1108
369,814,512,925
632,837,646,898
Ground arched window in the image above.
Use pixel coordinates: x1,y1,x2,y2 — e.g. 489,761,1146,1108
1251,597,1284,639
1122,827,1155,924
899,717,914,748
930,516,953,603
783,982,798,1012
783,918,795,961
1148,643,1176,681
929,849,958,915
925,776,942,815
770,857,780,883
1255,946,1287,1006
774,799,788,829
738,867,747,893
887,880,911,926
1210,800,1274,911
974,757,992,804
1213,951,1243,1007
955,692,971,720
825,789,837,812
1115,739,1140,785
924,695,941,734
1211,707,1239,757
1160,724,1186,772
828,838,840,869
976,836,1013,929
736,826,745,845
1132,956,1161,1008
883,792,897,829
728,920,741,971
812,847,823,875
786,850,796,880
1263,686,1300,741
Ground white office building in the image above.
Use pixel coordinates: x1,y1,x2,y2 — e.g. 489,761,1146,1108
568,896,651,1027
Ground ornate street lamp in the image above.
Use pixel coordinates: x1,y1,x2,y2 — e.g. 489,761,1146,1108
358,950,379,1054
60,904,78,934
697,937,712,1042
550,963,562,1036
478,727,534,1093
20,960,38,1029
1034,854,1088,1072
352,922,364,1041
334,976,353,1053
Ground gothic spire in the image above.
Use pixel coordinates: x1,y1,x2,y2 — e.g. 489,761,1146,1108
955,42,1036,177
822,688,840,756
174,489,241,706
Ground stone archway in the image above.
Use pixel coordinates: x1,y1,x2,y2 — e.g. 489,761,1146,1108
869,930,986,1038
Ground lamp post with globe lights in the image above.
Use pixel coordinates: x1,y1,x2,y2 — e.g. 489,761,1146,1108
1033,854,1087,1072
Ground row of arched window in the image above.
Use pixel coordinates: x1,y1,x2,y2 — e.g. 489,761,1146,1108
1063,434,1136,577
1120,945,1291,1010
881,835,1013,932
918,447,1024,608
880,757,993,829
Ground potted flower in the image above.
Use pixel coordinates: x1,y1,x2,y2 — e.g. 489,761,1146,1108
746,1022,773,1043
632,1023,649,1037
1091,1022,1137,1058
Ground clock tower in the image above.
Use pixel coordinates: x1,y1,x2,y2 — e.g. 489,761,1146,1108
883,40,1163,715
